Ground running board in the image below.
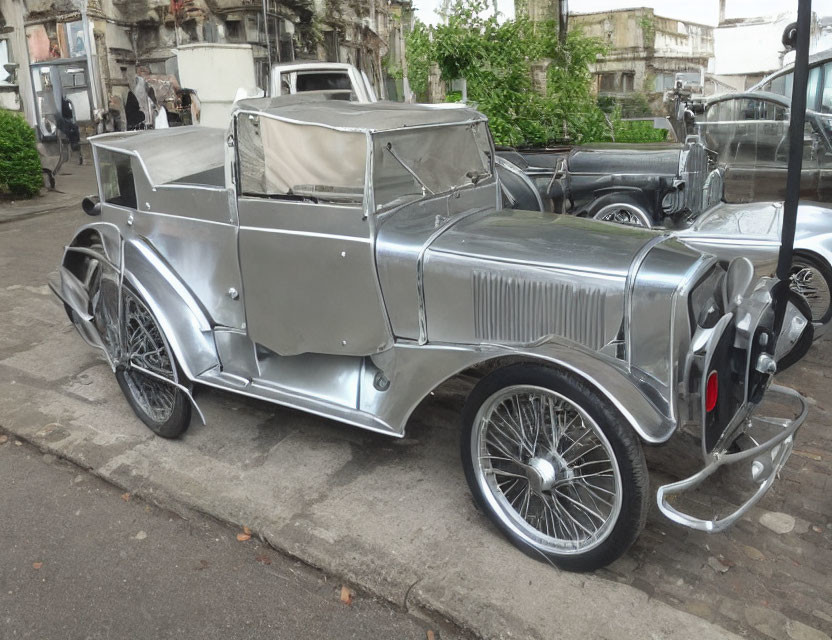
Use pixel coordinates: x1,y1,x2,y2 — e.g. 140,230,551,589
195,368,402,438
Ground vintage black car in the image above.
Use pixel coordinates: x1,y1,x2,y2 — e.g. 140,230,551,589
496,136,721,229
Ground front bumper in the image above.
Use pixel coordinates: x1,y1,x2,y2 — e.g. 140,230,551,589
656,384,807,533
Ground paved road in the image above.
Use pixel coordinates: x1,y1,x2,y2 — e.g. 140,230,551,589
0,436,457,640
1,197,831,640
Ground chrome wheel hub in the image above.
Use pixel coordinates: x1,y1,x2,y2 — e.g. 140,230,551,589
593,203,650,228
527,456,557,493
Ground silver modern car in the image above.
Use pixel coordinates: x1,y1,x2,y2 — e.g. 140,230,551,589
50,98,811,571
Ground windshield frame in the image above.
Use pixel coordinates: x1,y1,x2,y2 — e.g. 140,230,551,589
369,119,494,214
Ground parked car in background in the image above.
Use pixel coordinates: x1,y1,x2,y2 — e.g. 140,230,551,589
750,47,832,114
676,201,832,333
697,92,832,204
269,62,377,103
51,97,811,572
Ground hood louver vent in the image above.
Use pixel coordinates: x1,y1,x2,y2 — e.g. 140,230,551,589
473,271,606,349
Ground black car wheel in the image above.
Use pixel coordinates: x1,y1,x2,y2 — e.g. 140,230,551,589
591,202,652,228
114,286,192,438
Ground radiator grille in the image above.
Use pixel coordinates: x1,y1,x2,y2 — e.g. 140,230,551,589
473,271,606,349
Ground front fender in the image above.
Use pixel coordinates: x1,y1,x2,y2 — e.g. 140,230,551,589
365,341,675,443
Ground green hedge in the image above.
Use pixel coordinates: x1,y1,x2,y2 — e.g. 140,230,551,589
0,109,42,198
613,120,669,143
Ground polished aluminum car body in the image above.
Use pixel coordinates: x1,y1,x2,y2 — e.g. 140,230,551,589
50,98,811,567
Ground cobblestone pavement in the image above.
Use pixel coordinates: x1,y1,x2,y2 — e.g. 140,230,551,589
629,343,832,640
1,199,830,639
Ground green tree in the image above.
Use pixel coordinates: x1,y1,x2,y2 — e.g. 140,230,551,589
0,110,42,198
402,0,611,146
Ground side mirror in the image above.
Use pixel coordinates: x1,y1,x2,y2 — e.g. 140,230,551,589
82,195,101,217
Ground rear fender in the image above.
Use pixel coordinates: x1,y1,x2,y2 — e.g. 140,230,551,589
53,223,219,381
121,239,219,380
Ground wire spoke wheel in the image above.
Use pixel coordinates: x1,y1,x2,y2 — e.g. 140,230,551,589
121,289,177,424
473,385,622,555
593,203,650,228
790,258,832,324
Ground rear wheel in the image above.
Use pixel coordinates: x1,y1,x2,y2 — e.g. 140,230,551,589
790,253,832,326
114,286,192,438
461,364,648,572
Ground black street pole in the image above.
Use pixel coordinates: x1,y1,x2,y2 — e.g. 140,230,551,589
774,0,812,336
777,1,811,283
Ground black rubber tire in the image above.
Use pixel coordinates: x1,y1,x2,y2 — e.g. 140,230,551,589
460,364,649,572
791,251,832,326
116,368,192,438
113,286,192,439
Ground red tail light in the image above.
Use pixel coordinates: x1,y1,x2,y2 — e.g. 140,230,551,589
705,371,719,413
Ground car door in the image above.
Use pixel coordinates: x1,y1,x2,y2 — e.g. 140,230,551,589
233,111,392,357
812,113,832,203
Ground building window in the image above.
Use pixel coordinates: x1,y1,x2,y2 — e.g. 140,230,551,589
278,19,295,63
622,72,635,92
225,18,242,42
599,72,616,92
324,30,339,63
654,73,675,92
0,40,11,85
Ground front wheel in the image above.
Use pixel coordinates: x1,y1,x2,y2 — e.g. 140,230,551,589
461,365,649,572
114,286,192,439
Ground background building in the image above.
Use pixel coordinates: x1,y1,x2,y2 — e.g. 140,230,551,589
568,7,713,115
710,0,821,91
0,0,412,145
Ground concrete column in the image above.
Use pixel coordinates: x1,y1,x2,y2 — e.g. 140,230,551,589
427,62,445,103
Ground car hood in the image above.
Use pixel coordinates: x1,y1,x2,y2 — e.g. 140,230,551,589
429,208,661,279
420,207,705,350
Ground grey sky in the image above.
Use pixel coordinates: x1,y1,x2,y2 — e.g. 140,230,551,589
410,0,832,26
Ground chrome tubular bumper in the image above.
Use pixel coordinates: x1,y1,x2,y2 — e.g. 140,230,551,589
657,384,808,533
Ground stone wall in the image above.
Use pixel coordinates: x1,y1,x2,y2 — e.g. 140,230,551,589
569,7,714,115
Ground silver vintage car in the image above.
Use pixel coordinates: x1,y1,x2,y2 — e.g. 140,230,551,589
50,98,811,571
